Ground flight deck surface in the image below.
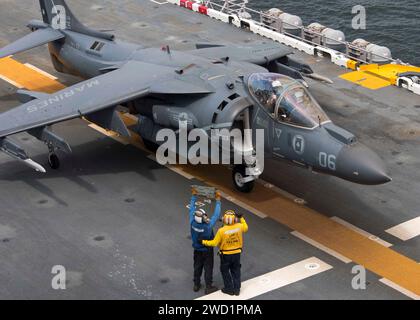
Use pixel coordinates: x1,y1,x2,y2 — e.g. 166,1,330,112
0,0,419,300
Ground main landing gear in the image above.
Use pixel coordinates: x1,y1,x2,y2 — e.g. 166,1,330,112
47,145,60,170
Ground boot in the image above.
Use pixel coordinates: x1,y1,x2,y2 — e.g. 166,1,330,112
193,283,201,292
205,285,218,294
221,288,234,296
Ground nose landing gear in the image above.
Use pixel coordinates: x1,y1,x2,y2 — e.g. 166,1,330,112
232,164,256,193
231,107,262,193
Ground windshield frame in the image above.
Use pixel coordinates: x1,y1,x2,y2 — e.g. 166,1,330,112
247,73,331,130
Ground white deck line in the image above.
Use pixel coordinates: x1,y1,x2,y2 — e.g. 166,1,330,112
23,63,58,80
0,75,24,88
257,179,307,205
220,192,267,219
150,0,168,4
197,257,332,300
167,166,195,180
87,123,130,145
147,154,194,180
331,217,393,248
291,231,352,264
89,118,195,180
385,216,420,241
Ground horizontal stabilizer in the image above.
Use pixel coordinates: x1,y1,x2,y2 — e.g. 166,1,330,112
99,64,124,74
0,137,46,172
0,28,64,59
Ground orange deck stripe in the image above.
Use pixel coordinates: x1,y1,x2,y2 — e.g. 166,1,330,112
1,56,419,296
0,57,65,92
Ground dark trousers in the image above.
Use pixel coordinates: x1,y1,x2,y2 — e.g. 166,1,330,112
220,253,241,292
193,248,214,286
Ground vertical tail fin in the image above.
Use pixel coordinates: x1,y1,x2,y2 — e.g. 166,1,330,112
39,0,115,40
39,0,74,27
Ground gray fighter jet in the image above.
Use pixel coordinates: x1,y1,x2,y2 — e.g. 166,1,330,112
0,0,391,192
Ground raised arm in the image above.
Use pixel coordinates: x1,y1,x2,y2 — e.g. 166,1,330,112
240,217,249,233
189,188,198,225
209,191,222,228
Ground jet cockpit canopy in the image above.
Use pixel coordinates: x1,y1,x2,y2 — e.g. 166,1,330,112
248,73,330,128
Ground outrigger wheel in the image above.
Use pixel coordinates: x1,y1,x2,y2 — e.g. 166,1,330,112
48,153,60,170
232,164,255,193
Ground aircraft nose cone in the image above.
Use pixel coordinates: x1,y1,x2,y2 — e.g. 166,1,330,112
336,143,392,185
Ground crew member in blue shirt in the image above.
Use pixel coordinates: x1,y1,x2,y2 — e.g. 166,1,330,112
189,187,222,294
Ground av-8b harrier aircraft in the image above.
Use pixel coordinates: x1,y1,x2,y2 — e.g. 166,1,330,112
0,0,391,192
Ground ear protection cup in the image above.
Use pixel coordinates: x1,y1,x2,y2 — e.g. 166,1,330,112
203,214,210,224
223,210,236,225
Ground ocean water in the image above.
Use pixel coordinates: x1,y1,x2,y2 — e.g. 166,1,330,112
249,0,420,65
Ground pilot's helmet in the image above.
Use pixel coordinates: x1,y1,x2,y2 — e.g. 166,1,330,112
272,80,283,90
294,90,304,103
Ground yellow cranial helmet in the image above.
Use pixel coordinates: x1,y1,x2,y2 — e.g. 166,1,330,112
223,210,236,225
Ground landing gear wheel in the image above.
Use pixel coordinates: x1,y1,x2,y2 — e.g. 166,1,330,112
232,165,255,193
48,153,60,170
143,139,159,153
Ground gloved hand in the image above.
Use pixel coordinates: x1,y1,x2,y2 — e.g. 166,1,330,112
236,213,243,219
215,191,222,201
200,239,206,246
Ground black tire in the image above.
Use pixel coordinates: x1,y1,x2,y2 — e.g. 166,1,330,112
143,139,159,153
232,165,255,193
48,153,60,170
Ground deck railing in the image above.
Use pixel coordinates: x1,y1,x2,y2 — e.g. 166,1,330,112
202,0,401,65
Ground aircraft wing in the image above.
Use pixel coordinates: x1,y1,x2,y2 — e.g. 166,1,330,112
0,28,65,59
0,60,210,172
191,42,293,65
0,60,211,138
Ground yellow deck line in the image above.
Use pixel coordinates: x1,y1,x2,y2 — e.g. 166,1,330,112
360,64,420,81
340,71,390,90
341,63,420,90
1,57,419,296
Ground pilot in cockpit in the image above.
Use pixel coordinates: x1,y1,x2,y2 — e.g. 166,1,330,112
266,80,283,114
248,73,330,129
266,93,277,114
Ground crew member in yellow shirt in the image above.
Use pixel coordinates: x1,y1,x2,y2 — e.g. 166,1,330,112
202,210,248,296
